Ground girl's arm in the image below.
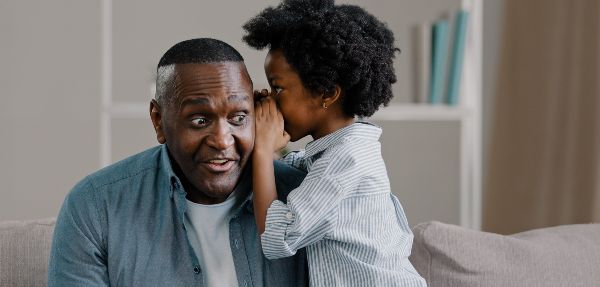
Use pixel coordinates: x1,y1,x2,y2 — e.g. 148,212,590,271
253,96,289,234
252,148,276,234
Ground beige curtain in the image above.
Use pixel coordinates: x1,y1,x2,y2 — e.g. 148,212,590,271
484,0,600,234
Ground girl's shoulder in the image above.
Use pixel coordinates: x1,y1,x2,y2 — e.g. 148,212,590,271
323,136,379,158
316,138,384,171
310,144,359,173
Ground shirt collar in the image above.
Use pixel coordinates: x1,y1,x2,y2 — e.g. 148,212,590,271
158,144,181,198
304,121,382,158
231,169,253,216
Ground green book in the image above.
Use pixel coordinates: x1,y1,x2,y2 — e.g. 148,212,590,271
446,10,469,106
429,20,449,104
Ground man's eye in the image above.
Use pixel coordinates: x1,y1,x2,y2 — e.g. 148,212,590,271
231,115,246,125
273,87,283,95
191,117,208,126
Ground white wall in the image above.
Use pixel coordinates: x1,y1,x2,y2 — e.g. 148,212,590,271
0,1,102,220
1,0,503,223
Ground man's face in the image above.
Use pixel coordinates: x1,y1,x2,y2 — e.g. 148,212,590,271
151,62,254,204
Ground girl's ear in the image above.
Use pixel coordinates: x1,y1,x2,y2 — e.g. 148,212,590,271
321,85,342,109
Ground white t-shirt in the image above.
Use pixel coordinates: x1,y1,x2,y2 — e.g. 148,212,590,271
184,192,240,287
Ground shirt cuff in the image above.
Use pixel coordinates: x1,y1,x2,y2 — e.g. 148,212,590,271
260,200,296,259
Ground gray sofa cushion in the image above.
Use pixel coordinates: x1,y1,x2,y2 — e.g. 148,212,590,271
409,221,600,287
0,218,56,287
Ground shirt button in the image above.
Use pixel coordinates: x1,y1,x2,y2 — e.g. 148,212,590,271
193,266,201,274
286,212,294,220
243,280,248,287
234,239,240,249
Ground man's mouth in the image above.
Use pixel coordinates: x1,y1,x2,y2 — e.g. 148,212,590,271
202,158,236,173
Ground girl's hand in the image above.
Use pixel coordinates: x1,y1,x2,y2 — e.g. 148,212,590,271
254,96,290,153
253,89,270,102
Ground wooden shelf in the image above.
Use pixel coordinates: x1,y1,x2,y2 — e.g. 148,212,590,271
108,102,472,121
368,104,471,121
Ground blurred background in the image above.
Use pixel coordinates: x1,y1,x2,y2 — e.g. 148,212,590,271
1,0,598,234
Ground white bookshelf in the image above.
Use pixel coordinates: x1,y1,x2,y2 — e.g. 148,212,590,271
100,0,482,230
369,0,482,230
371,105,471,121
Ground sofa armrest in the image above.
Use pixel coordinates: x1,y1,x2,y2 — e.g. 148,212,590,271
409,221,600,287
0,218,56,287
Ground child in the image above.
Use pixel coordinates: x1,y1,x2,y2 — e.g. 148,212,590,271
244,0,427,286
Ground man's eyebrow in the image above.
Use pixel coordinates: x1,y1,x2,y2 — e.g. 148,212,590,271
228,94,250,103
180,97,210,107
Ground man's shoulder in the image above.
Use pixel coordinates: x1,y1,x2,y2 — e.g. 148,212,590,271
61,146,164,218
87,146,162,187
273,160,306,201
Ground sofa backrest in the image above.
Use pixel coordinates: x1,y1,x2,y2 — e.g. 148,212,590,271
3,218,600,287
409,221,600,287
0,218,55,287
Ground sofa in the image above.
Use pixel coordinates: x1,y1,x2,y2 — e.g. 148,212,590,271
1,218,599,286
409,221,600,287
0,218,55,287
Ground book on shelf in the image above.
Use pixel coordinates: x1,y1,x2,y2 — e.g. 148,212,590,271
413,22,431,104
412,9,469,107
446,10,469,106
428,19,449,105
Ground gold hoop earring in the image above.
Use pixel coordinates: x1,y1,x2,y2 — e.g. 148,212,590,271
322,103,328,109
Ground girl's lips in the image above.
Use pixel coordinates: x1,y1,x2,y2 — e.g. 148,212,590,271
202,160,236,173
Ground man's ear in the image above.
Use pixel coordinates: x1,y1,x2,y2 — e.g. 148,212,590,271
150,99,166,144
321,85,342,108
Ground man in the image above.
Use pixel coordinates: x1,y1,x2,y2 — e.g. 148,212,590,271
48,38,308,286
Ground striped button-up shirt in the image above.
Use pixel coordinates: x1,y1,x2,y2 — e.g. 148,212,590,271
262,122,427,286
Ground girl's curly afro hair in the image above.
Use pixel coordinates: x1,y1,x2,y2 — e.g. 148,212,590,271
243,0,398,117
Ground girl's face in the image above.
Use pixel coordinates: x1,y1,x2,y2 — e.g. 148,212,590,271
264,49,322,142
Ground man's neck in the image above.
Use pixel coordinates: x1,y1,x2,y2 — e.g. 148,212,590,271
173,160,251,205
183,183,230,204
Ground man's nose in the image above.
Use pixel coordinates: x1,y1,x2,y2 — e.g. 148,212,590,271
206,120,235,150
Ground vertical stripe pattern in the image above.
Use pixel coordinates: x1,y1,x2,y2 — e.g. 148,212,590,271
261,122,427,286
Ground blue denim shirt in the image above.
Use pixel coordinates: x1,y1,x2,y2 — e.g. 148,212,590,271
48,145,308,286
